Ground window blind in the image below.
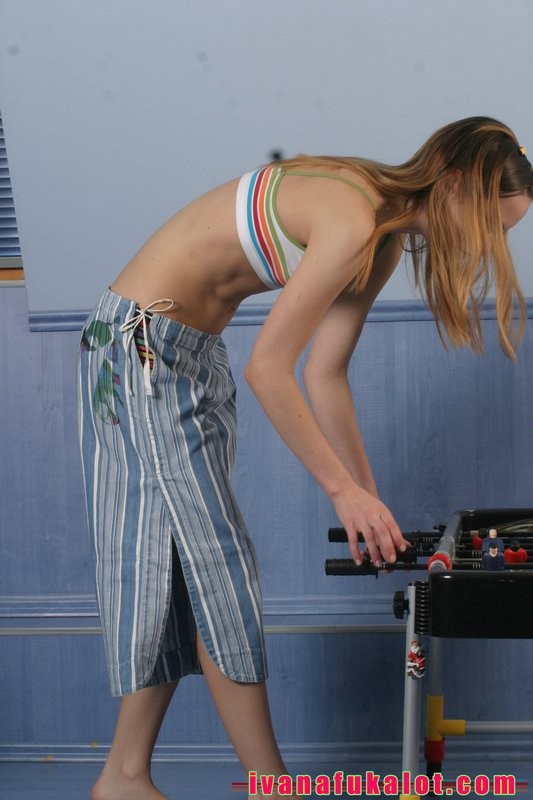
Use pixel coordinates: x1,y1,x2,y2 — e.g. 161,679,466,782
0,109,21,265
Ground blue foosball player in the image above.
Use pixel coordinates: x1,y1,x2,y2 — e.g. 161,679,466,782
481,527,504,554
482,544,505,570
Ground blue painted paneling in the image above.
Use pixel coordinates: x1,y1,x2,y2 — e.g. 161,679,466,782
2,285,533,757
0,633,406,749
0,289,92,597
2,632,533,757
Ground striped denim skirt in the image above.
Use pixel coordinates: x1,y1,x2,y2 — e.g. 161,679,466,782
77,288,267,696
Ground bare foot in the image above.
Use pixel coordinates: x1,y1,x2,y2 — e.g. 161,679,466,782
91,771,168,800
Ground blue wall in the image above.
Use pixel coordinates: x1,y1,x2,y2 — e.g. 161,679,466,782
2,284,533,765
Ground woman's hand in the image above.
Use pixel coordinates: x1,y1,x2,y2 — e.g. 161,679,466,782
330,481,408,566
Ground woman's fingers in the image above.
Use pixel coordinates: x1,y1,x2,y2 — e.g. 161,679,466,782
333,485,408,567
347,511,408,567
372,509,409,562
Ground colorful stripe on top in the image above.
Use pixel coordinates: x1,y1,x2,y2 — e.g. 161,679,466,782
236,167,305,290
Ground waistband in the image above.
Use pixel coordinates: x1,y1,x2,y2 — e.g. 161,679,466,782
90,288,223,397
92,288,223,353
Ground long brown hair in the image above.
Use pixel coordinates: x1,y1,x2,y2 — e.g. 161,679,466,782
278,117,533,359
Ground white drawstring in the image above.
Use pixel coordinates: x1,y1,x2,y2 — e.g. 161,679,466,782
119,299,175,396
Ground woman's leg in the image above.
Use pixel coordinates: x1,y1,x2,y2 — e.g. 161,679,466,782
196,633,296,799
91,681,178,800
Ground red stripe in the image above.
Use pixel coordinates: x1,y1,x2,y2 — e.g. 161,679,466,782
251,169,283,285
256,170,284,284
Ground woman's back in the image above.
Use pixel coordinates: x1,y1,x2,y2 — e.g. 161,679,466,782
110,165,382,332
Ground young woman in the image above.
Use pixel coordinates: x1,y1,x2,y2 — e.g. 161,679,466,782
78,116,532,800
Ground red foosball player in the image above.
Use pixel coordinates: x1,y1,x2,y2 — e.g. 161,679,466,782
504,539,528,564
471,529,484,550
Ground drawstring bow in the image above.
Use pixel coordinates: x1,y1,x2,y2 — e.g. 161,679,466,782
119,299,175,396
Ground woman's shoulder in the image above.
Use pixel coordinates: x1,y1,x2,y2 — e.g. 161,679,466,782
284,164,378,209
272,164,378,250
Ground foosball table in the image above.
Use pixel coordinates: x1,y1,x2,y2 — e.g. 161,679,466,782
326,508,533,800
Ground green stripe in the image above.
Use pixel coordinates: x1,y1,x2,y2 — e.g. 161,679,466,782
265,168,291,283
270,169,306,253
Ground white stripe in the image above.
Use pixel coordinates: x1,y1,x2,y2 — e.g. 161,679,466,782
109,293,127,692
125,362,143,691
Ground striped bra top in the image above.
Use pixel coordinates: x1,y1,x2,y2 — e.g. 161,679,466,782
235,166,377,290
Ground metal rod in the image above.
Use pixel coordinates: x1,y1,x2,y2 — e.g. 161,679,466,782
428,637,443,696
466,721,533,734
401,584,422,775
428,512,463,572
0,624,407,637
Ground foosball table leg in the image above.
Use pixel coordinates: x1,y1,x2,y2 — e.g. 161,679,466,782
424,636,465,780
399,583,424,800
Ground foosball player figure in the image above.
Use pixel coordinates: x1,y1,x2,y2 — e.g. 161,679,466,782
470,531,483,550
482,543,505,570
504,539,528,564
472,528,489,551
471,529,484,550
481,527,504,554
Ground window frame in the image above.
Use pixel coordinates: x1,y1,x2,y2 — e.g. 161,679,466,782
0,108,24,282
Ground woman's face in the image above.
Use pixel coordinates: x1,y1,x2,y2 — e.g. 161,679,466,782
403,187,530,239
433,189,531,240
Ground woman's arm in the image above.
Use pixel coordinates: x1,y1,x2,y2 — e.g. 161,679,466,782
303,234,404,494
245,198,408,566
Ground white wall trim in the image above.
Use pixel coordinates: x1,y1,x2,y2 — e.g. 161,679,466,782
1,739,531,764
0,592,405,635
